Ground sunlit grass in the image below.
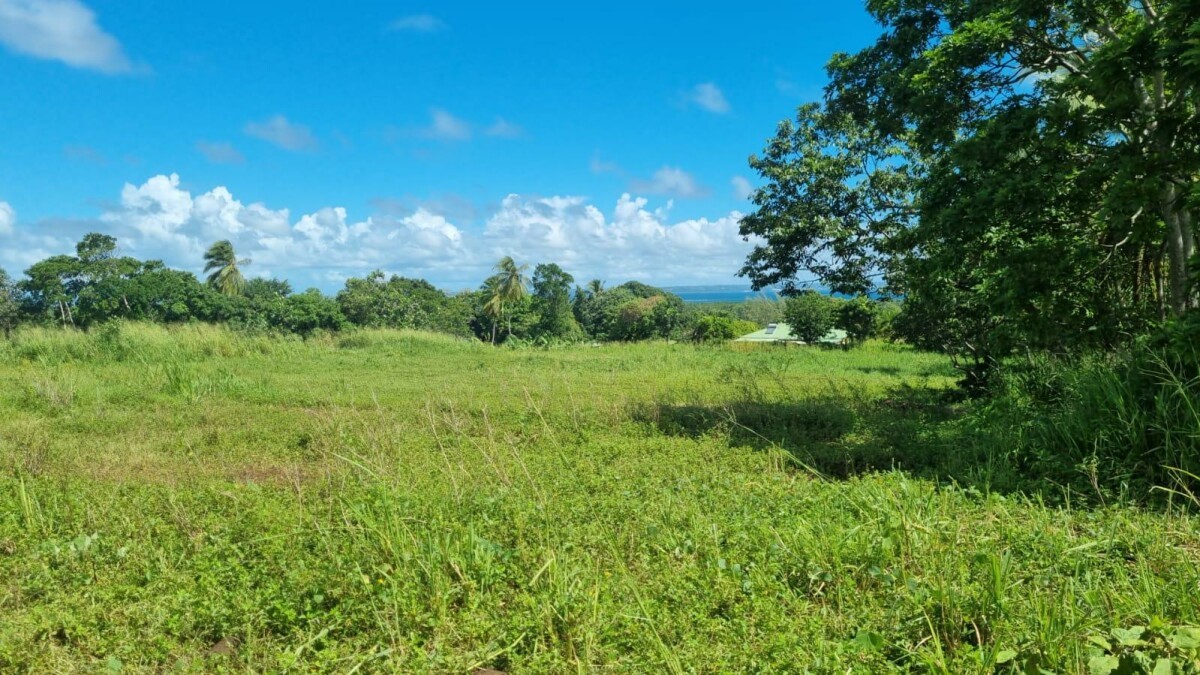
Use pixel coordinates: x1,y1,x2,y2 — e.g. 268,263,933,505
0,323,1195,672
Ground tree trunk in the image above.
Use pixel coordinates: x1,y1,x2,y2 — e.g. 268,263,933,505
1162,182,1196,315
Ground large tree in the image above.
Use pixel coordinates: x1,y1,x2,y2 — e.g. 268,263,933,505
531,263,580,340
741,0,1200,381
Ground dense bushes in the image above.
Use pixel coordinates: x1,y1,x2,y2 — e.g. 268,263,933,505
690,314,759,343
571,281,686,342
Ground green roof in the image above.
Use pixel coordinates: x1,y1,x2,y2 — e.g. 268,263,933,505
735,323,846,344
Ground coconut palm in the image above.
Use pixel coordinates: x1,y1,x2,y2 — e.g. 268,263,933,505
480,276,504,343
493,256,529,337
586,279,605,297
203,240,250,296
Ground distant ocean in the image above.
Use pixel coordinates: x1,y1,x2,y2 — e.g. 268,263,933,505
665,284,884,303
665,286,784,304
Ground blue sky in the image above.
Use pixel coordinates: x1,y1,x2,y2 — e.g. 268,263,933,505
0,1,880,292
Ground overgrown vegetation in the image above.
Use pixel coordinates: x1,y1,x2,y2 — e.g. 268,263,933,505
736,1,1200,497
1,324,1197,672
3,2,1199,671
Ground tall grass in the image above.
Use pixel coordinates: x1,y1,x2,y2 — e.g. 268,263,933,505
975,348,1200,500
0,321,292,365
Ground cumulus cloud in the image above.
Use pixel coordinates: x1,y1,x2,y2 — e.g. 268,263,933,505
5,174,754,289
389,14,446,33
196,141,245,165
483,193,750,284
688,82,730,114
631,166,708,199
0,200,14,236
731,176,754,200
0,0,133,73
0,206,102,274
91,174,470,286
244,115,318,152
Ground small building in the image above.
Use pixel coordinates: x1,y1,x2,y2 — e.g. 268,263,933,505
735,323,846,345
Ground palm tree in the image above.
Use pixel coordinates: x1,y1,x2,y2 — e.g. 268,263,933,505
203,240,250,296
586,279,605,297
494,256,529,337
480,276,504,343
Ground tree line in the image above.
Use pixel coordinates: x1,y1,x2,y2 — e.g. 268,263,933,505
0,233,892,345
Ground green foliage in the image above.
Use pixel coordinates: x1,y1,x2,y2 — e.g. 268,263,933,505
263,289,347,336
739,103,912,297
336,271,429,330
874,301,902,341
836,296,878,345
573,282,686,341
531,263,582,341
971,343,1200,498
203,240,249,297
478,257,532,344
783,291,836,344
690,314,759,343
243,278,293,301
743,0,1200,387
0,268,18,338
1082,622,1200,675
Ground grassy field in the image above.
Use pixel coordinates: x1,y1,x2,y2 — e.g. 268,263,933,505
0,324,1197,673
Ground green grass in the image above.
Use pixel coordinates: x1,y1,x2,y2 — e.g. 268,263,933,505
0,323,1197,672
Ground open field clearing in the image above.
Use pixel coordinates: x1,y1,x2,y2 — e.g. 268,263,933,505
0,324,1197,673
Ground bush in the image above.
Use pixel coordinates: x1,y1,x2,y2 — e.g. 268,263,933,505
690,314,759,343
783,291,835,344
836,296,877,345
874,301,902,340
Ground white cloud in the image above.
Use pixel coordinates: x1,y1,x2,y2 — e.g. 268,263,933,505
0,0,133,73
688,82,730,114
389,14,446,33
731,176,754,200
484,118,523,139
422,109,472,141
196,141,244,165
90,174,470,286
482,193,751,284
631,166,708,199
5,174,754,289
244,115,318,152
0,200,14,236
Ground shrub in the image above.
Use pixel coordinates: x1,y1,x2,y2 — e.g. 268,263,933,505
836,296,877,345
783,291,835,344
691,314,759,343
874,301,902,340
